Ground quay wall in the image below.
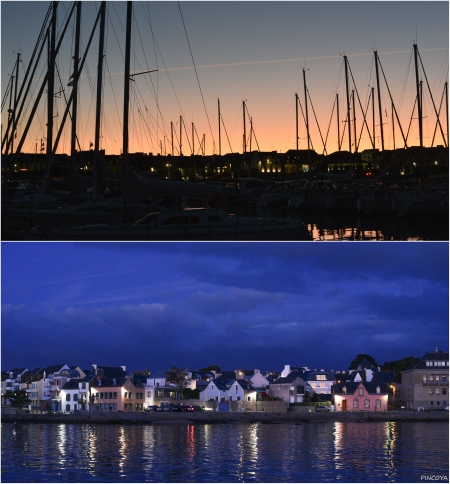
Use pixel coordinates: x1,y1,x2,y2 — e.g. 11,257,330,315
2,411,448,425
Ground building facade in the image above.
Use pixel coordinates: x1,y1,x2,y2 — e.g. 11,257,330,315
398,349,449,410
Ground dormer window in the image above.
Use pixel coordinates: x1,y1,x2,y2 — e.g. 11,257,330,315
98,379,102,386
113,379,116,386
342,386,347,394
358,387,364,396
376,386,380,394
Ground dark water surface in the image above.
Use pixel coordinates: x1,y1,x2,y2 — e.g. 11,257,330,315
2,421,448,482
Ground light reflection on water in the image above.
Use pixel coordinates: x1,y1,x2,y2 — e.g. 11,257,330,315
2,421,448,482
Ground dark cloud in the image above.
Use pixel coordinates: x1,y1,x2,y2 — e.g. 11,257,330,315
1,242,448,372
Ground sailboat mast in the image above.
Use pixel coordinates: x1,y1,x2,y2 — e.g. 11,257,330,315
344,55,352,155
192,122,194,155
93,1,106,199
295,93,299,151
46,2,57,183
352,89,356,152
303,69,310,151
171,121,174,156
218,98,221,156
243,100,246,153
336,93,340,151
122,1,132,170
180,115,182,155
445,82,449,148
413,44,423,148
11,52,20,154
374,51,384,151
7,73,14,155
372,87,375,149
71,1,81,166
122,0,132,219
392,100,395,150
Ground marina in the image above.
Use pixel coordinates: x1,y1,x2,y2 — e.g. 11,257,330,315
1,1,448,241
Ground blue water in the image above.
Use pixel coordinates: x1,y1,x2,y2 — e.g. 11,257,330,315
1,421,448,482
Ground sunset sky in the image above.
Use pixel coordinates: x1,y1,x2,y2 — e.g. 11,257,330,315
2,242,448,373
2,1,448,157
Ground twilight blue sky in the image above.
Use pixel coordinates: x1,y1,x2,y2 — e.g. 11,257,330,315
1,1,448,155
1,242,448,373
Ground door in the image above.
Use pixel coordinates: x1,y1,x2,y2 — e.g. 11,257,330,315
342,399,347,411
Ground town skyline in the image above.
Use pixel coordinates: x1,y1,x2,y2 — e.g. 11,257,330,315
2,1,448,158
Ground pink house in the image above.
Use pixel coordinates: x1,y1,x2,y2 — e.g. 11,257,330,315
90,375,145,412
333,381,389,411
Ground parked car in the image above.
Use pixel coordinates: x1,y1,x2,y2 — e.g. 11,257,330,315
183,405,195,412
192,406,203,412
146,405,159,412
315,406,330,412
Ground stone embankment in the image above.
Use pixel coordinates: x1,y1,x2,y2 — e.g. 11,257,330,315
2,411,448,425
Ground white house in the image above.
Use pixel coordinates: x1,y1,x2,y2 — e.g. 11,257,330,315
198,379,229,402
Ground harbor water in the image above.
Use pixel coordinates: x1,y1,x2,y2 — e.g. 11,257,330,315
2,421,448,482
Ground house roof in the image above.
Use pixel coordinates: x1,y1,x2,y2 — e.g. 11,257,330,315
234,379,255,391
62,380,81,390
333,381,389,395
215,371,236,381
91,376,128,389
403,350,449,371
304,370,335,381
95,366,128,378
271,372,307,385
43,364,68,375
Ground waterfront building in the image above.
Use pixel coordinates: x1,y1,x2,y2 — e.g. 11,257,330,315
268,371,309,403
397,349,449,410
1,368,29,405
60,372,97,412
332,381,389,411
90,374,145,412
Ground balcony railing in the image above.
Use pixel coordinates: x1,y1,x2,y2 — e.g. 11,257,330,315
422,381,449,386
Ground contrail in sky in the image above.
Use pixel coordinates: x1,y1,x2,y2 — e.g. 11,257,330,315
135,47,448,74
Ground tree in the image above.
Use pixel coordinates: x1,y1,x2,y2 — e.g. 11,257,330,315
348,354,379,370
165,366,190,398
381,356,418,383
199,365,222,373
5,390,31,414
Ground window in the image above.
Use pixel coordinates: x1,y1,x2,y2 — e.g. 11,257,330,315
297,385,304,394
100,392,104,399
81,383,86,389
237,396,241,401
137,393,143,399
66,404,70,411
437,401,440,405
364,399,370,408
73,394,78,401
147,391,152,397
436,389,441,395
376,399,381,408
358,388,364,396
317,375,326,380
443,377,447,382
342,386,347,394
376,386,380,394
442,389,447,395
431,401,434,405
74,404,77,411
113,392,117,399
66,394,71,401
423,376,427,383
429,389,434,395
353,399,359,409
247,396,251,402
